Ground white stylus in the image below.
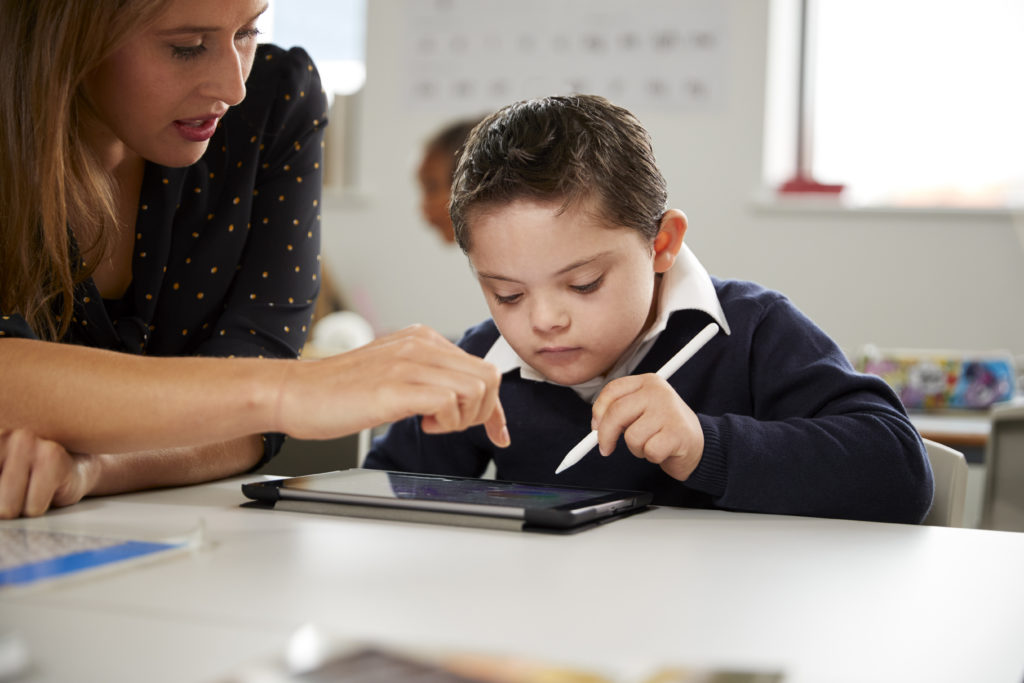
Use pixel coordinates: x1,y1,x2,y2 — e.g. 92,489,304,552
554,321,720,474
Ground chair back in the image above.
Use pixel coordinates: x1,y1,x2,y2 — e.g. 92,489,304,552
921,438,968,527
981,402,1024,531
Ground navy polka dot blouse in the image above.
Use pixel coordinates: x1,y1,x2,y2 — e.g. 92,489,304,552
0,44,328,463
2,43,327,356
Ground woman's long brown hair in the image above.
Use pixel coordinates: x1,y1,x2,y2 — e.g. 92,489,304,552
0,0,170,340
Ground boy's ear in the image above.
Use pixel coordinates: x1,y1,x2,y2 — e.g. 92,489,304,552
652,209,688,273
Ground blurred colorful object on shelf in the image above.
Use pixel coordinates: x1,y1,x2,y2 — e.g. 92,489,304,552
856,346,1017,411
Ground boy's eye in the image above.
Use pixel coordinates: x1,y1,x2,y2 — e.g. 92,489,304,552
493,292,522,305
571,276,603,294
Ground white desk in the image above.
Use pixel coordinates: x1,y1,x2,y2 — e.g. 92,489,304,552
909,412,992,451
2,477,1024,683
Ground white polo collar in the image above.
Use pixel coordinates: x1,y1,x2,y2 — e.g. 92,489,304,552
483,243,730,401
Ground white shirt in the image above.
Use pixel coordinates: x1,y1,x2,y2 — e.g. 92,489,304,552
482,243,732,402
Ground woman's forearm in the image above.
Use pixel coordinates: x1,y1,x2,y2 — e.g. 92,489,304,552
0,338,286,455
1,325,508,459
85,434,265,497
0,428,264,518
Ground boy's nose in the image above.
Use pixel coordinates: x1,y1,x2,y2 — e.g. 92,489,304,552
530,299,570,334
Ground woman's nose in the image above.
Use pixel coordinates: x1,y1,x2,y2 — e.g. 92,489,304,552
202,46,247,106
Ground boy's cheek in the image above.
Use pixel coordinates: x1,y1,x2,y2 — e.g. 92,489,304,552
491,312,520,340
482,297,504,322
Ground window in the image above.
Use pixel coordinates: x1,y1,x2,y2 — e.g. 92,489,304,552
262,0,367,101
261,1,367,189
766,0,1024,209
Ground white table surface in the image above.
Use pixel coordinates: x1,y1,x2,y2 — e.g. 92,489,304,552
908,412,993,441
2,475,1023,683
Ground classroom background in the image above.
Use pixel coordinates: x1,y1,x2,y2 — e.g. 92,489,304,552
277,0,1024,365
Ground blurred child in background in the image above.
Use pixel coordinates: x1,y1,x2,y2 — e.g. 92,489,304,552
416,117,485,244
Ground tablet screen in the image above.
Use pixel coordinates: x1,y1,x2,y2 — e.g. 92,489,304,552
279,469,611,510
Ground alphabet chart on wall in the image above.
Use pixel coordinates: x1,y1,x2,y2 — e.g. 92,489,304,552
402,0,727,113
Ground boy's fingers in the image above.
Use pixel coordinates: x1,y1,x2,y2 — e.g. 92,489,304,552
596,401,645,456
591,375,644,428
622,417,660,459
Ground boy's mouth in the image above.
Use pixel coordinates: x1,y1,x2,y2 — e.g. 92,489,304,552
539,346,580,353
536,346,584,364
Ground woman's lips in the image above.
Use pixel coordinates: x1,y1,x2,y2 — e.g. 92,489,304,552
173,116,219,142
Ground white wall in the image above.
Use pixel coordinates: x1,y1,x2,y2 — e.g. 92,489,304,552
320,0,1024,360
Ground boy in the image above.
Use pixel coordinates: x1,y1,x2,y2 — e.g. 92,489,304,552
366,95,933,523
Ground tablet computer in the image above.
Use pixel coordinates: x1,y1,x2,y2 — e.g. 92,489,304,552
241,468,653,533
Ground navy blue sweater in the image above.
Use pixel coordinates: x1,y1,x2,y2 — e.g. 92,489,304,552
366,278,934,523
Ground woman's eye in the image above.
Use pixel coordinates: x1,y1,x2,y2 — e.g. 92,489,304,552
236,27,261,42
171,43,206,60
571,277,603,294
170,27,259,61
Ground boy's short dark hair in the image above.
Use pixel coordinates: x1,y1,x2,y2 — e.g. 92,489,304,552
450,94,668,253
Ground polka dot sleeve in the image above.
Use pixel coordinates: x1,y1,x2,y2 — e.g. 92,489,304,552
0,314,36,340
0,46,328,360
0,46,328,468
0,46,328,465
194,46,328,360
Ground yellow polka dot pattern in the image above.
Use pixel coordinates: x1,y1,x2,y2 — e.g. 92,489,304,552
0,45,329,366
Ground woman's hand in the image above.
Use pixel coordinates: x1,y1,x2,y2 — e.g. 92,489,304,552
0,428,95,518
275,325,510,447
591,374,704,481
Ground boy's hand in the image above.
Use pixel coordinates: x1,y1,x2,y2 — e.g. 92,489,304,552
591,374,704,481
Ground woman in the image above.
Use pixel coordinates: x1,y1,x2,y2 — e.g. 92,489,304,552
0,0,508,518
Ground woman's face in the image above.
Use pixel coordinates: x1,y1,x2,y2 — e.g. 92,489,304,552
83,0,268,169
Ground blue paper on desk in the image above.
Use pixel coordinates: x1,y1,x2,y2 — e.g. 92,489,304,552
0,528,184,589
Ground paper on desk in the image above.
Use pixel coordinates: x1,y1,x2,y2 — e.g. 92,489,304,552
0,521,204,591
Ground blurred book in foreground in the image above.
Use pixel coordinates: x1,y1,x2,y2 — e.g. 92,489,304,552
219,629,784,683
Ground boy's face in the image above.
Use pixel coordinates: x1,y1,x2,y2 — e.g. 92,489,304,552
467,198,666,386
